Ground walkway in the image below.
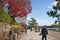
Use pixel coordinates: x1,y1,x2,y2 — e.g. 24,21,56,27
48,30,60,40
17,30,57,40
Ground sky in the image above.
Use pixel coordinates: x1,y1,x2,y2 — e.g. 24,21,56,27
27,0,58,26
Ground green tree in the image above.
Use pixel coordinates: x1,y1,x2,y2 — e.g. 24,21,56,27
47,0,60,25
0,7,20,25
29,18,38,28
0,7,12,23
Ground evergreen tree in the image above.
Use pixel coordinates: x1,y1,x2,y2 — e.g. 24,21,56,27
29,18,38,28
47,0,60,25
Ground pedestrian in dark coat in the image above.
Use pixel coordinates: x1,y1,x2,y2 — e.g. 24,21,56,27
41,25,48,40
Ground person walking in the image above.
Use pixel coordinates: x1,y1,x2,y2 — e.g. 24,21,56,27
9,28,12,40
22,23,27,33
40,25,48,40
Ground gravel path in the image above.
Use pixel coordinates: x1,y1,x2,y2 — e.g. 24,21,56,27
17,30,57,40
48,30,60,40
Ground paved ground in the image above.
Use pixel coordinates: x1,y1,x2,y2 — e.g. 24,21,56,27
48,30,60,40
17,30,57,40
